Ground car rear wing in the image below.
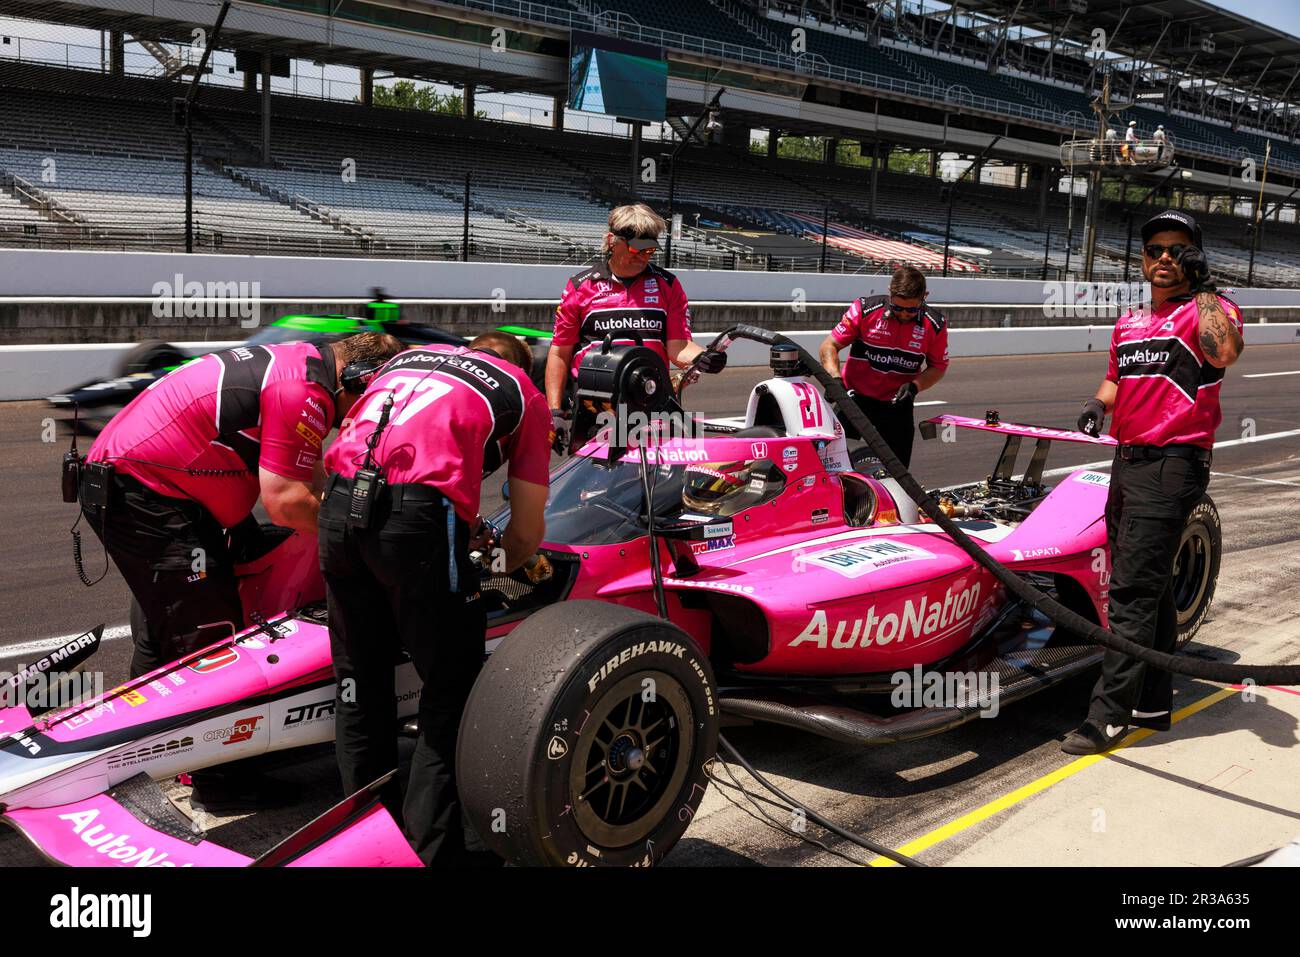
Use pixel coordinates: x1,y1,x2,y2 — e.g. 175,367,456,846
920,413,1116,490
919,414,1118,447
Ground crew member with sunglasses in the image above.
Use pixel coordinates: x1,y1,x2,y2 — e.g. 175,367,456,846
1063,210,1245,755
544,204,726,451
818,265,948,467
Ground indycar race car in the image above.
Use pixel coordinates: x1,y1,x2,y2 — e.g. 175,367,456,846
0,328,1221,867
46,293,551,434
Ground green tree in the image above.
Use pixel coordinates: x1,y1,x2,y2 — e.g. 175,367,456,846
835,140,873,168
368,80,486,117
777,135,829,163
887,149,930,176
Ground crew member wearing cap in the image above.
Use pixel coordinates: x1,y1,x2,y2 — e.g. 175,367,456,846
818,265,949,468
1063,210,1244,755
1123,119,1138,163
544,204,726,451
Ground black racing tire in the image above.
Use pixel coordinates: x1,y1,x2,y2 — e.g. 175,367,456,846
115,340,187,377
1175,494,1221,645
457,600,718,867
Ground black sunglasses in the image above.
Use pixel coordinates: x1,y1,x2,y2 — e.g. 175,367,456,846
1143,243,1188,261
888,301,922,314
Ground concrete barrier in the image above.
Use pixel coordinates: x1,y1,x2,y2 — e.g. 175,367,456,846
1,342,240,402
4,324,1296,402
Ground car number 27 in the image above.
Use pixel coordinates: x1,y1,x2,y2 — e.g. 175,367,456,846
357,374,453,427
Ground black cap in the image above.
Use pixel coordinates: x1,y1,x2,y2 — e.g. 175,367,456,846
1141,209,1203,249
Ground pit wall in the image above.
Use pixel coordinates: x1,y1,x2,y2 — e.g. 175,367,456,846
2,249,1297,399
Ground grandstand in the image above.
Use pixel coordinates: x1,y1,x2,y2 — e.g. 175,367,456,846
1,0,1300,284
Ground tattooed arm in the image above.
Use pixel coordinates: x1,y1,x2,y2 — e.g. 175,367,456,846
1196,292,1244,369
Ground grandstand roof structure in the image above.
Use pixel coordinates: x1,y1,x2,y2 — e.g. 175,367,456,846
967,0,1300,96
963,0,1300,112
10,2,1300,147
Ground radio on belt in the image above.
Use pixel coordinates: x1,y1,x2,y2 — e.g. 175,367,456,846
347,394,394,529
61,402,85,504
348,467,381,529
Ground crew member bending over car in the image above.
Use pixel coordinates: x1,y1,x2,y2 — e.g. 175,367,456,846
81,332,403,677
1064,210,1244,755
819,265,949,468
320,332,551,866
545,203,727,450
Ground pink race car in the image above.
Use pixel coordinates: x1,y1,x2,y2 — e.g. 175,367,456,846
0,329,1221,867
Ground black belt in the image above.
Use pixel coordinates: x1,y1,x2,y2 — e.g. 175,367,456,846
326,473,451,509
1116,444,1212,463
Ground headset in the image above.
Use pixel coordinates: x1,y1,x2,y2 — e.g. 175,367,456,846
340,356,390,396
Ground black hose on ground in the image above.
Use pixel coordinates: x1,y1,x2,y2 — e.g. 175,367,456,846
717,734,924,867
724,325,1300,686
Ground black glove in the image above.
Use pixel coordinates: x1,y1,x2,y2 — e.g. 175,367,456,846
892,381,919,406
1179,246,1215,293
1077,398,1106,437
696,349,727,374
837,377,856,400
550,408,570,455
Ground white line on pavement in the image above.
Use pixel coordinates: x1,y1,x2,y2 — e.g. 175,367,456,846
1039,428,1300,478
1242,370,1300,378
0,625,130,663
915,400,947,406
1211,471,1300,489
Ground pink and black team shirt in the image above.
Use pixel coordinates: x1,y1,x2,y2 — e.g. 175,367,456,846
1107,293,1245,449
830,295,950,402
88,341,337,529
552,261,693,378
325,345,551,523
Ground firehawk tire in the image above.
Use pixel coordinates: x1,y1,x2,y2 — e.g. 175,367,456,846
1175,495,1221,645
457,601,718,867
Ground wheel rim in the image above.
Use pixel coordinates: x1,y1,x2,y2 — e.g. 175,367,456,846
568,670,694,849
1173,521,1212,627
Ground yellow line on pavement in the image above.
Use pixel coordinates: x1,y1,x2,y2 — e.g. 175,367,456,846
869,686,1241,867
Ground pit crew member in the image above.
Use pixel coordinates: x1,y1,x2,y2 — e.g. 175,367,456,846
320,332,551,866
819,265,949,468
544,203,726,450
1064,210,1244,754
81,332,403,677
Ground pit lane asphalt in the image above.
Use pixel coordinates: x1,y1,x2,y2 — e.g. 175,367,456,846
2,344,1298,866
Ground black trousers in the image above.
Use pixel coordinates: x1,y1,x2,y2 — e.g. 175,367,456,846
1087,451,1210,727
848,393,916,468
319,477,484,867
80,472,243,678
